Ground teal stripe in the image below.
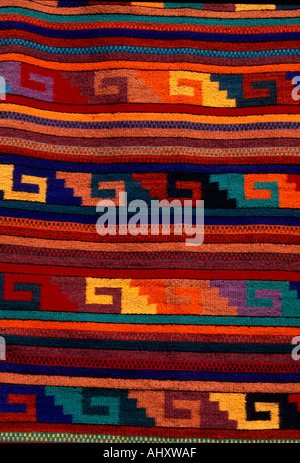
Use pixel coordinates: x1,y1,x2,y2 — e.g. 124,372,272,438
0,201,299,217
2,39,300,57
164,3,204,9
1,311,300,325
3,7,300,26
0,200,93,215
204,209,300,217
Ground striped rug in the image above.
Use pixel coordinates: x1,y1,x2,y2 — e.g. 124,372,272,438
0,1,300,444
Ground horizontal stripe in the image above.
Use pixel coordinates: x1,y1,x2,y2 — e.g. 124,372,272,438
1,246,298,265
4,8,300,26
5,0,300,19
1,232,298,249
4,113,300,132
6,106,300,124
1,207,298,225
3,16,300,36
3,329,292,344
3,51,300,68
3,217,298,231
0,361,298,381
2,338,294,354
0,432,297,444
1,320,297,336
3,127,300,148
6,345,295,363
5,103,299,125
2,236,297,253
3,330,293,345
5,40,300,58
2,264,298,281
1,373,299,392
1,140,300,165
1,196,299,220
1,253,297,270
4,29,300,52
3,23,300,41
7,354,300,373
1,311,300,326
4,120,300,140
5,30,300,54
3,53,300,72
3,155,300,174
0,427,298,442
5,99,300,118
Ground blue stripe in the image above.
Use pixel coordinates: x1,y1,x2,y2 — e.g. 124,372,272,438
0,362,298,382
1,22,300,42
1,207,299,225
2,155,300,174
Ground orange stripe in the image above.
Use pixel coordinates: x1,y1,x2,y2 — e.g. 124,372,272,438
0,373,299,392
0,320,298,335
5,0,300,18
1,235,298,253
1,222,297,235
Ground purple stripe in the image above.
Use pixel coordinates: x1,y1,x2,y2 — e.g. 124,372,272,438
203,4,236,11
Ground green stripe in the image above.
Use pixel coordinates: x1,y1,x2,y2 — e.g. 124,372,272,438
1,311,300,326
3,7,300,26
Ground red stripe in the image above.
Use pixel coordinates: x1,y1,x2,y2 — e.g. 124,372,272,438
0,227,298,244
6,353,300,373
5,95,300,116
0,244,297,262
1,263,299,280
0,423,299,439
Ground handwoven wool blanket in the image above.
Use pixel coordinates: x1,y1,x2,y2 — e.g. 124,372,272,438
0,1,299,445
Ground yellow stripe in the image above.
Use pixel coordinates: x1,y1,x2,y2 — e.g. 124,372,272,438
130,2,164,8
236,4,276,11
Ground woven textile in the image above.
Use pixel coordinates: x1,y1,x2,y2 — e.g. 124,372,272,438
0,1,300,444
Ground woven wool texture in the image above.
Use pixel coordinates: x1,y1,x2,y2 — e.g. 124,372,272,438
0,1,300,444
